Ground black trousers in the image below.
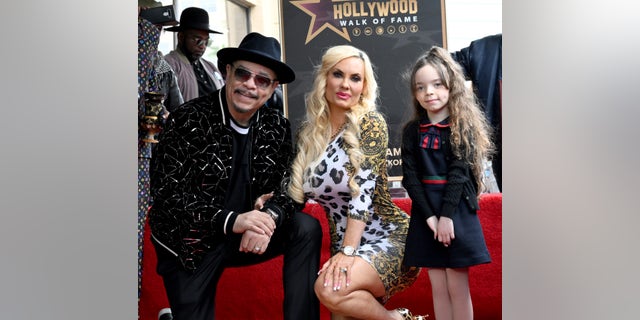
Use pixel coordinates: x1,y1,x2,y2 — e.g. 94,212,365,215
152,212,322,320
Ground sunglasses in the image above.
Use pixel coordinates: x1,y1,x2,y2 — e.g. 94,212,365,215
233,66,275,89
188,36,210,47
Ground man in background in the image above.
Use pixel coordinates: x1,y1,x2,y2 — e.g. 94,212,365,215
164,7,225,102
451,34,502,191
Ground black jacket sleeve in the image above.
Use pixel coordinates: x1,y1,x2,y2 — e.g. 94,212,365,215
150,105,232,243
251,109,299,228
401,121,436,220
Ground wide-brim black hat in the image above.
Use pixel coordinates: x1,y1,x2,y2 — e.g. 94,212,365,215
165,7,222,34
217,32,295,84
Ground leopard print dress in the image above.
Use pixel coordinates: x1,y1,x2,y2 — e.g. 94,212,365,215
302,112,419,303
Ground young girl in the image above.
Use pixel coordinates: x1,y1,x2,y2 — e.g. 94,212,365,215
401,46,494,320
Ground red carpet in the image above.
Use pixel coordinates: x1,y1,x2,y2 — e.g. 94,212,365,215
139,193,502,319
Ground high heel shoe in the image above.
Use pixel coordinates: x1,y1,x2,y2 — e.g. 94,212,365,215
395,308,430,320
395,308,413,320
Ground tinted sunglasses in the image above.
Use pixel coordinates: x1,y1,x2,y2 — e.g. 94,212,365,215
188,36,210,47
233,66,275,89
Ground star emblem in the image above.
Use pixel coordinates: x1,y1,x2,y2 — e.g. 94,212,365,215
291,0,351,44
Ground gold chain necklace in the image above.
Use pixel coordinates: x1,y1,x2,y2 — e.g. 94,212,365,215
330,122,347,140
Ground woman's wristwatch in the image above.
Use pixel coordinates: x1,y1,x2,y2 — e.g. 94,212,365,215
340,245,356,256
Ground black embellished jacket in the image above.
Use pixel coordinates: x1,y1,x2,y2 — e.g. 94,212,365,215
149,88,299,271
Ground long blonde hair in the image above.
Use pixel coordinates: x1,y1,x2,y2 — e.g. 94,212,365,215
406,46,494,193
288,45,379,203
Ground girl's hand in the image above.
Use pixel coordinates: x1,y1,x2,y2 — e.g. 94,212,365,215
436,216,455,247
426,216,438,236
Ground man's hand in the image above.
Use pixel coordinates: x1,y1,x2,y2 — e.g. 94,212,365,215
232,209,276,236
239,229,271,254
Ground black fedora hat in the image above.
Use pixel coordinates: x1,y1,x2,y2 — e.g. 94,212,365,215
165,7,222,34
217,32,295,84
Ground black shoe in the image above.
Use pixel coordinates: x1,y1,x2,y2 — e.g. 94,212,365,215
158,308,173,320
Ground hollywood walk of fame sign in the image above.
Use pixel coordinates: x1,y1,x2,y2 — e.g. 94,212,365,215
281,0,446,178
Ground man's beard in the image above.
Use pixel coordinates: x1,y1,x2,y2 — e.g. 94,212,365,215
178,43,202,61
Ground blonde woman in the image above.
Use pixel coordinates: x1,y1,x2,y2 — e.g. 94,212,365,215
288,45,424,320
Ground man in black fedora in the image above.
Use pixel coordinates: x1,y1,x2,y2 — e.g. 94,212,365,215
149,32,322,320
164,7,225,102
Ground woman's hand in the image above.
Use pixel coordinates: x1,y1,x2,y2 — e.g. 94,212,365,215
318,253,354,291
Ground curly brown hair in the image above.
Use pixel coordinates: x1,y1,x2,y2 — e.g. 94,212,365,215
404,46,494,193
